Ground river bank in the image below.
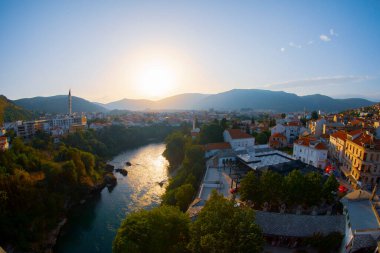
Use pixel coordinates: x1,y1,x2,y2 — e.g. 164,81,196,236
54,143,169,253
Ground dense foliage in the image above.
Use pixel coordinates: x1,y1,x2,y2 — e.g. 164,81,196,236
0,95,34,123
113,205,190,253
305,232,344,252
163,131,187,170
64,124,177,158
113,191,264,253
162,133,205,211
0,137,104,251
240,170,339,208
189,191,264,253
198,122,224,144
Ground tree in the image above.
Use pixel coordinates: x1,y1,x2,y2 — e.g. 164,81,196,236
311,111,319,120
175,184,196,212
260,171,283,205
239,171,262,204
281,113,286,119
284,170,305,206
269,118,276,127
322,175,339,203
220,118,228,130
255,132,268,144
303,172,322,206
113,205,190,253
163,132,187,170
189,191,264,253
199,123,224,144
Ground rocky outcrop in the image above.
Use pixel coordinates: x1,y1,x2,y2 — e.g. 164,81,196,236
43,218,67,253
104,172,117,186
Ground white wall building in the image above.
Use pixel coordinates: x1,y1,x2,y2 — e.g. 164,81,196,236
271,122,303,144
340,190,380,253
293,137,328,169
223,129,255,150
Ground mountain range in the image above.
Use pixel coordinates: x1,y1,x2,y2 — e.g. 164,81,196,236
14,95,107,114
8,89,376,114
100,89,375,112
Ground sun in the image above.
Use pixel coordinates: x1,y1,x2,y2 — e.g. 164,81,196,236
136,59,177,99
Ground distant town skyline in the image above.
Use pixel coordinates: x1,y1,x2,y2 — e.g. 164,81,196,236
1,0,380,103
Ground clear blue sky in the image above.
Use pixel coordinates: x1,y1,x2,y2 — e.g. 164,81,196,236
1,0,380,102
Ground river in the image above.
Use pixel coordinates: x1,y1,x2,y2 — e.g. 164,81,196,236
54,143,169,253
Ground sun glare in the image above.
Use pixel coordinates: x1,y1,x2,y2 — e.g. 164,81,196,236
136,60,177,99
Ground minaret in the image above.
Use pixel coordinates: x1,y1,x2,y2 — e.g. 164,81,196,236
68,89,72,115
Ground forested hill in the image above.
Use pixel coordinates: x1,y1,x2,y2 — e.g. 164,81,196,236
13,95,107,114
0,95,34,123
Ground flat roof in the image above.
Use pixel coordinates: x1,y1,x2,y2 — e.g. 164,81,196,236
346,200,380,231
238,151,293,170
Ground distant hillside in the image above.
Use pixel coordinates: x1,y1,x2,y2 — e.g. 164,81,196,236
197,89,375,112
14,95,107,114
104,93,209,111
103,89,375,112
0,95,34,123
104,98,155,111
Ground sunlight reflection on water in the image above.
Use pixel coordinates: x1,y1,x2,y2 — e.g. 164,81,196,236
55,143,169,253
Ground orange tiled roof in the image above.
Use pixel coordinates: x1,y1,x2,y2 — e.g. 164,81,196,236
348,129,362,136
204,142,231,151
271,133,286,139
270,140,280,146
315,142,327,150
331,131,347,141
227,129,253,139
295,136,327,150
352,133,374,146
287,121,300,126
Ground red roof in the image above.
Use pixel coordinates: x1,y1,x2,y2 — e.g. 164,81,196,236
287,121,300,126
271,133,286,139
227,129,253,139
295,136,327,150
315,142,327,150
204,142,231,151
348,129,362,136
331,131,347,141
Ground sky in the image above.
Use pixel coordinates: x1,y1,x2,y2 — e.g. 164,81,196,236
1,0,380,103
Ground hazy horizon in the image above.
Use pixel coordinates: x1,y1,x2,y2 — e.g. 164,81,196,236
6,88,379,104
1,1,380,102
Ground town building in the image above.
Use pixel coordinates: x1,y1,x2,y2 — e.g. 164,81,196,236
293,136,328,169
343,130,380,188
269,132,287,149
329,130,348,164
223,129,255,150
270,121,304,145
340,189,380,253
308,118,327,137
204,142,231,159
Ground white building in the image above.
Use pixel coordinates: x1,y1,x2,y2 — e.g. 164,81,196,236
271,122,304,144
223,129,255,150
293,136,328,169
340,190,380,253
